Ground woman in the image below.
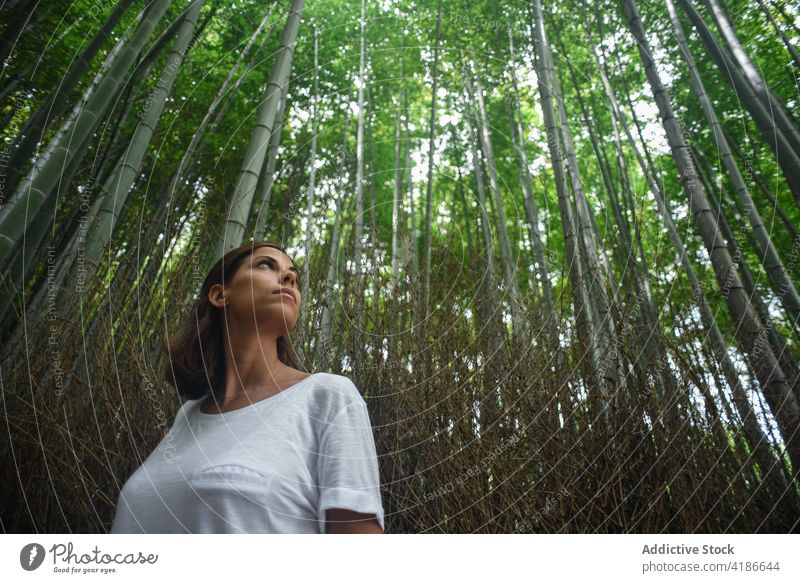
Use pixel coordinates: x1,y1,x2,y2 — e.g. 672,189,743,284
111,242,385,534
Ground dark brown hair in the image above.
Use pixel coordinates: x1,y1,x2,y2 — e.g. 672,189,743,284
164,241,304,400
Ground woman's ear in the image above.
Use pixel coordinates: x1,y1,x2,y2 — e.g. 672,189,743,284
208,283,226,308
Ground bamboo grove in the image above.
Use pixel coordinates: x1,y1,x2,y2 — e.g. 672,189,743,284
1,0,799,533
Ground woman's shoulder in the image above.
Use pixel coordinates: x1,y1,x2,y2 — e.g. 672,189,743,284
306,372,367,416
168,398,198,428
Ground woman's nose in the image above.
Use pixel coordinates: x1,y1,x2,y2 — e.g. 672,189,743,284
282,270,297,286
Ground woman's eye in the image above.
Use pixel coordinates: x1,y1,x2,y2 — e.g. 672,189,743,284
258,261,273,269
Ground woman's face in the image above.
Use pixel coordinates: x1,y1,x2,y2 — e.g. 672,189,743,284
209,246,301,335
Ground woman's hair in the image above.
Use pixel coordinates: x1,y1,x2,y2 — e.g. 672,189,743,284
164,241,304,400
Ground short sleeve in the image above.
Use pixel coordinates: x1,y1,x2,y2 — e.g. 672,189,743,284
316,400,385,533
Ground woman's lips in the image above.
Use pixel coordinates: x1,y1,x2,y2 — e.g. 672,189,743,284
274,289,296,303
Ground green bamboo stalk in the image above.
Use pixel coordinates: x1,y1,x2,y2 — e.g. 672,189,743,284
80,0,205,278
666,0,800,336
676,0,800,201
216,0,305,256
0,0,174,264
622,0,800,475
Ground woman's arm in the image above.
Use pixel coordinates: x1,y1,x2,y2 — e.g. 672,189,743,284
326,508,384,534
317,396,386,534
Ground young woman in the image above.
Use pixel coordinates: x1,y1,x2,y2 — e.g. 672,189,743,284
110,242,385,534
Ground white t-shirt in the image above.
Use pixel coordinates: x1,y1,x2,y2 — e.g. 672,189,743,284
110,373,385,534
